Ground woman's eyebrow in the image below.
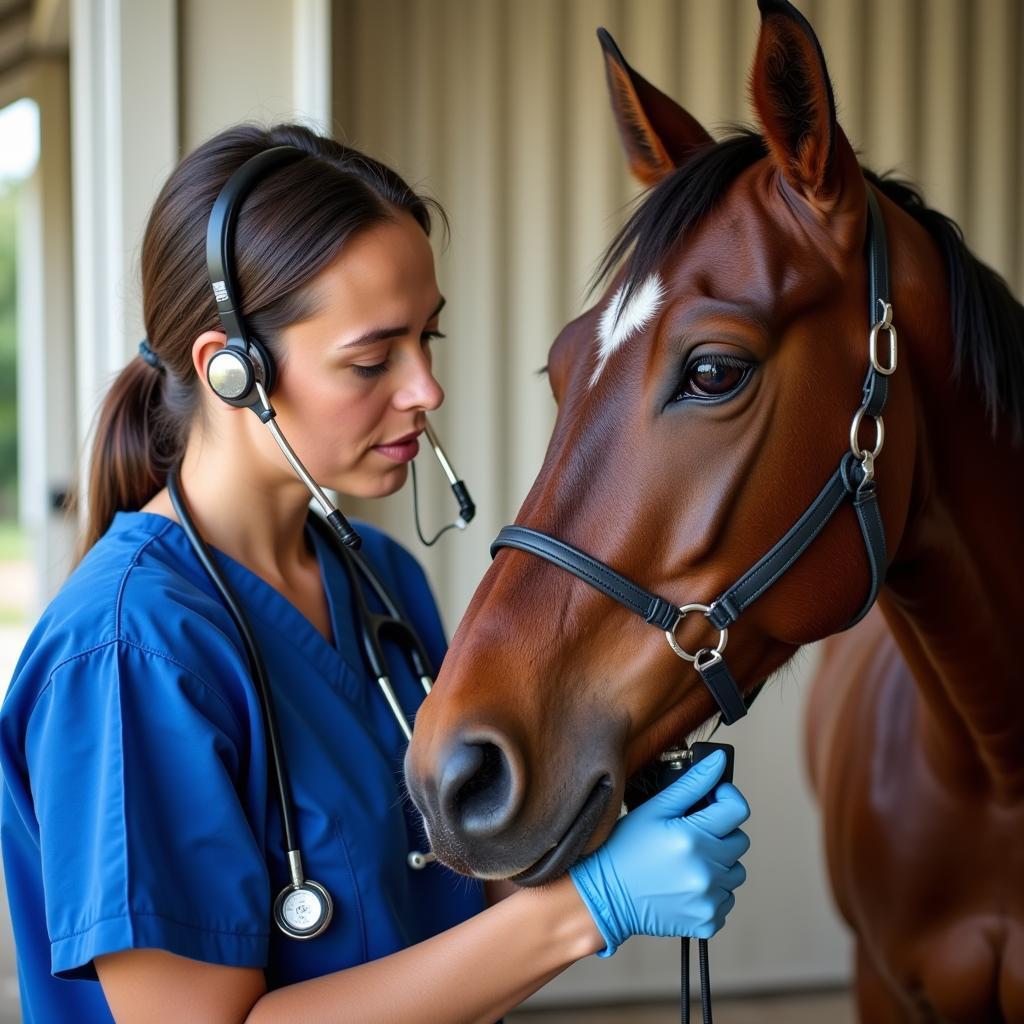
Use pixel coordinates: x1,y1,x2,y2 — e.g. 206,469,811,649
342,296,446,349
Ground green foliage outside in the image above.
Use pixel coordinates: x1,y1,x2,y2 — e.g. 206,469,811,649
0,181,17,521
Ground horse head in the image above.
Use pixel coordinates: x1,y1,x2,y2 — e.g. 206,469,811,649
406,0,928,883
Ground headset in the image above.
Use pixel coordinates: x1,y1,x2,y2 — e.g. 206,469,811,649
195,143,475,939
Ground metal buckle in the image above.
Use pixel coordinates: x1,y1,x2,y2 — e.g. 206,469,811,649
665,603,728,662
869,301,897,375
858,450,875,487
694,647,722,671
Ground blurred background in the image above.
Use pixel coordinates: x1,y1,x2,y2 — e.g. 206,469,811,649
0,0,1021,1020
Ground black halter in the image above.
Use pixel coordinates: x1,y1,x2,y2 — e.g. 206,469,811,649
491,188,895,727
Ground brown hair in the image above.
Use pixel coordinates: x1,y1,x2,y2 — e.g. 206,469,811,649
76,123,443,561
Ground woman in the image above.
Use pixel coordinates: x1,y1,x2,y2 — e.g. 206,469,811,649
0,123,750,1023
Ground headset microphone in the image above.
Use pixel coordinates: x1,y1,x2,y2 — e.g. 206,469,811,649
423,422,475,528
411,421,476,547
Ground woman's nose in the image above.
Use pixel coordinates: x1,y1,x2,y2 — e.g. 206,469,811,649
396,354,444,412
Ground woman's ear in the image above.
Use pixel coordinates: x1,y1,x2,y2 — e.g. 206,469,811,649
598,27,714,187
191,331,230,396
749,0,863,216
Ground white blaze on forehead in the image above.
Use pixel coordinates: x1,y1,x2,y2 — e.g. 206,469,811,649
589,274,665,387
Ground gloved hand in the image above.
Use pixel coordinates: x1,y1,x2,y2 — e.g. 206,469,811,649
568,749,750,957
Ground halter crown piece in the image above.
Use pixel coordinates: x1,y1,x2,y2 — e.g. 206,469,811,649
491,188,895,728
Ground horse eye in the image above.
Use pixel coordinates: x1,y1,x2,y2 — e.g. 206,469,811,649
672,355,752,403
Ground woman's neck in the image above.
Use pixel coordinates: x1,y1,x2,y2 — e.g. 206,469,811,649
144,420,319,586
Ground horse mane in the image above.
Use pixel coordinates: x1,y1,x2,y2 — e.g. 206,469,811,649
864,170,1024,443
598,128,1024,444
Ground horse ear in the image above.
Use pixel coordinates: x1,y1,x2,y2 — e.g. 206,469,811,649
750,0,860,212
598,27,713,187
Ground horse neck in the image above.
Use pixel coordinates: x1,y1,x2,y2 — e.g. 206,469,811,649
882,225,1024,801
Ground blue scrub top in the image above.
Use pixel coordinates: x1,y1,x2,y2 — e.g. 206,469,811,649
0,511,484,1023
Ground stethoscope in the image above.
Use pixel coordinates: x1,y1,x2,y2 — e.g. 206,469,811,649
166,425,473,941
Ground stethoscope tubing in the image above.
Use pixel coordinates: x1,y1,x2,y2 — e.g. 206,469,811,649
167,464,301,855
167,466,434,871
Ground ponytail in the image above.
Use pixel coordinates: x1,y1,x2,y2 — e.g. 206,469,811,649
74,353,186,564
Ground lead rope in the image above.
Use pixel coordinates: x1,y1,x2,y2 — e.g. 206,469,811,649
656,743,733,1024
698,938,713,1023
681,938,691,1023
677,937,715,1024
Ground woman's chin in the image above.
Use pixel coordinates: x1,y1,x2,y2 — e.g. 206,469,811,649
328,463,409,501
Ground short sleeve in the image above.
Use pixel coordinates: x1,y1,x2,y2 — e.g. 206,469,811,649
25,638,271,979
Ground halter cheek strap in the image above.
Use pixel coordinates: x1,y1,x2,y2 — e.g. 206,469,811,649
490,188,894,728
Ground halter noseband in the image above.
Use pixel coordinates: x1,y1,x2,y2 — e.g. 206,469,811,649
491,188,895,727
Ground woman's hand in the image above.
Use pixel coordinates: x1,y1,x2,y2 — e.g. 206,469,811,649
567,749,750,956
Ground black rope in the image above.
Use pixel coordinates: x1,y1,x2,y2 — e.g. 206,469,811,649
699,939,713,1024
679,937,714,1024
681,938,690,1024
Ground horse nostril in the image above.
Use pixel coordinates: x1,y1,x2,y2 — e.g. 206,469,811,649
439,737,522,839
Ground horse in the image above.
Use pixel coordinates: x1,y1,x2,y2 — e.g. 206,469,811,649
404,1,1024,1019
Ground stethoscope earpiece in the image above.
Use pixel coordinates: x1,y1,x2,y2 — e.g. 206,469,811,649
207,346,256,404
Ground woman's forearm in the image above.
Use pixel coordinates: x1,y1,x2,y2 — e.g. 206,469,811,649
246,875,602,1024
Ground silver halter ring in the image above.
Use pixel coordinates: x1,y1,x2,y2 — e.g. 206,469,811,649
869,301,898,375
849,406,885,462
665,603,729,662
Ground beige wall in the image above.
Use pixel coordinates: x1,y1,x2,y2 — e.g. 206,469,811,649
180,0,297,151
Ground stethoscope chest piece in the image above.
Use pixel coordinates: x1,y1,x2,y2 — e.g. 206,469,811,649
274,877,334,940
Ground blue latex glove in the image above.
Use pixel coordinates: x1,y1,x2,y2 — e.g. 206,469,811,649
568,749,750,957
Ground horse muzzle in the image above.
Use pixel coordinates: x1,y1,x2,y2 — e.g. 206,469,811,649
404,724,620,884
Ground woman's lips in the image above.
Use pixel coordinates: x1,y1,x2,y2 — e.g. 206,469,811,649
373,430,421,463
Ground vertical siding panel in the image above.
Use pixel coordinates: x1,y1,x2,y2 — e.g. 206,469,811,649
426,0,507,616
969,0,1016,280
375,0,410,170
625,0,678,103
330,0,355,137
864,0,916,174
504,0,563,515
1017,2,1024,296
620,0,678,209
919,0,969,226
815,0,867,153
337,2,410,548
405,0,443,188
345,1,375,147
565,0,622,313
602,1,635,213
680,0,732,133
388,0,451,595
731,0,761,126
